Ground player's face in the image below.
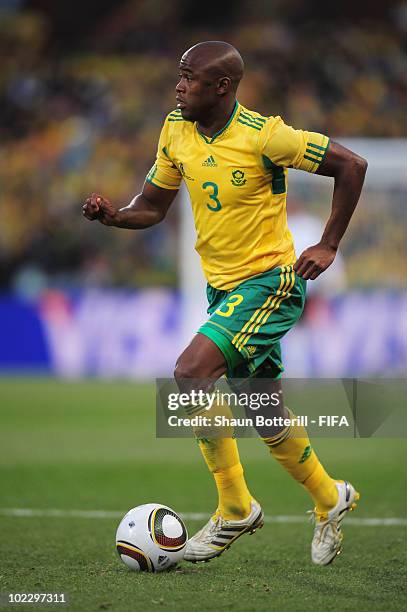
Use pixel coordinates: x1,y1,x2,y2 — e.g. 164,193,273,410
175,53,218,121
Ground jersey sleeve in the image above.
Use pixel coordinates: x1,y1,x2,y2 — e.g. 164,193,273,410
259,116,330,173
146,119,182,190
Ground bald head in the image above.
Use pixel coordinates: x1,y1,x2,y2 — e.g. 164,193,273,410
181,41,244,92
176,41,244,123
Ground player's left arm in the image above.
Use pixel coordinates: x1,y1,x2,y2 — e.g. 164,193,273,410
294,141,368,280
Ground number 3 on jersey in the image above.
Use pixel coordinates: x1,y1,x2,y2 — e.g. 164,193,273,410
203,181,222,212
215,294,244,317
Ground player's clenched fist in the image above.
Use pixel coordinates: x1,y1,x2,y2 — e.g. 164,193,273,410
294,242,337,280
82,193,118,225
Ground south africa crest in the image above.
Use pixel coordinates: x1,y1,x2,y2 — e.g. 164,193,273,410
231,169,246,186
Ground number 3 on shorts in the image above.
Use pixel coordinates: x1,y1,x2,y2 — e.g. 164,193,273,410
215,294,244,317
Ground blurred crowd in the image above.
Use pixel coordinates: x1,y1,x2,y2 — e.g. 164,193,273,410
1,0,406,291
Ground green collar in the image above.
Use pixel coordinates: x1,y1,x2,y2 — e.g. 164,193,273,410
196,101,239,144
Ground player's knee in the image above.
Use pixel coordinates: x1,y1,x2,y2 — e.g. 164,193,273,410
173,358,203,381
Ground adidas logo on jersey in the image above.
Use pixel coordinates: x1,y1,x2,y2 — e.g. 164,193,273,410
202,155,217,167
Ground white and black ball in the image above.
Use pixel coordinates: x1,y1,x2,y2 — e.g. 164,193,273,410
116,503,188,572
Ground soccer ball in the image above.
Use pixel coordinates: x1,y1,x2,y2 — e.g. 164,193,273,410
115,503,188,572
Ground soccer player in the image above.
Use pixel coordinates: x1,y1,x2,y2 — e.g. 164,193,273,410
83,41,367,566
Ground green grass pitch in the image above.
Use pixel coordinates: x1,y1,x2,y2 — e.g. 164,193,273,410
0,379,406,611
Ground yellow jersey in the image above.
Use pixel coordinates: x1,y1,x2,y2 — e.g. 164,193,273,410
147,101,329,290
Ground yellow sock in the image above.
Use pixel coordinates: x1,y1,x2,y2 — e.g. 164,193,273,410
263,409,338,513
198,438,252,520
190,398,252,520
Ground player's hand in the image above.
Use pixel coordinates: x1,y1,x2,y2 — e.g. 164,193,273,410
82,193,118,225
82,193,101,220
294,242,337,280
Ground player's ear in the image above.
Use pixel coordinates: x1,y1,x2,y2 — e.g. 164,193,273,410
217,76,232,94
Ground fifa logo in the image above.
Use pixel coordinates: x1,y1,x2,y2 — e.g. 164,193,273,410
178,161,194,181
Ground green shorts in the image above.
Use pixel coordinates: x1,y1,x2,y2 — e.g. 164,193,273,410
198,265,306,379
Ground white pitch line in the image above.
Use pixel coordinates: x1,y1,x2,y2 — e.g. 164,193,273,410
0,508,406,526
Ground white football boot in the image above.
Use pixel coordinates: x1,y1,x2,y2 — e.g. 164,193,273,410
310,480,360,565
184,500,264,563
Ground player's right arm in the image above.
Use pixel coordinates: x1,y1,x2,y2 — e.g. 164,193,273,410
83,116,182,229
83,183,178,229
